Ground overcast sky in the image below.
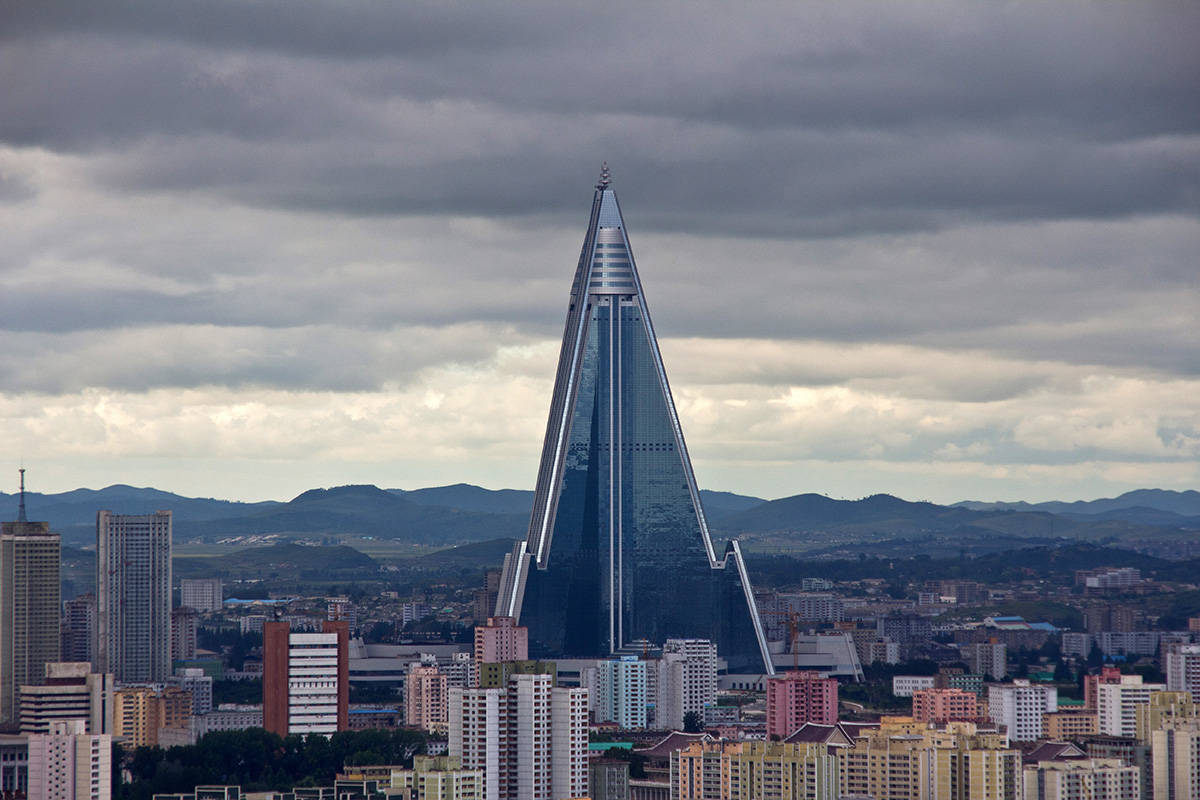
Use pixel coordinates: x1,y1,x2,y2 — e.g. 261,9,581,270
2,1,1197,504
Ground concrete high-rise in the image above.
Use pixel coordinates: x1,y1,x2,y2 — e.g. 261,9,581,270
473,617,527,683
592,655,647,730
1,470,61,727
656,639,718,732
60,595,96,666
495,167,771,674
766,670,839,738
448,672,587,800
26,720,112,800
1166,643,1200,703
171,606,199,662
179,578,223,613
19,662,114,735
988,680,1057,742
262,619,348,736
1097,674,1166,737
406,665,449,733
96,511,172,683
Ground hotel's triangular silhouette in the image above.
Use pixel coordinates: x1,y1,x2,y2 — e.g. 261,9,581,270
496,166,773,674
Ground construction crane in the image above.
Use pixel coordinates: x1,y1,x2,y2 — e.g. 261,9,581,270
761,609,804,672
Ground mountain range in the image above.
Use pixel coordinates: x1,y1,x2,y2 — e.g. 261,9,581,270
3,483,1197,558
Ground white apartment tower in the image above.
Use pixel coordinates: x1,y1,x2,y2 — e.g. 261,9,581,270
988,680,1057,742
96,511,172,683
1165,643,1200,703
656,639,718,731
593,656,648,729
26,720,112,800
1098,674,1167,737
448,673,587,800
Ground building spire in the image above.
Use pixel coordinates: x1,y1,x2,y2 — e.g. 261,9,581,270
17,468,27,523
595,161,611,190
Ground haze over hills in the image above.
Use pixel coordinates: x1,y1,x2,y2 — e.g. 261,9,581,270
3,483,1196,558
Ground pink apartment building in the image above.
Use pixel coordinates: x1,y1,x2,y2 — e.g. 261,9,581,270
911,688,979,723
766,671,838,739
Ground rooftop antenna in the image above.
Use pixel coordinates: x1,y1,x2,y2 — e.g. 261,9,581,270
595,161,611,190
17,468,27,523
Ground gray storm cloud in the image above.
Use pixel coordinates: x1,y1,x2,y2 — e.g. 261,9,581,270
0,0,1196,501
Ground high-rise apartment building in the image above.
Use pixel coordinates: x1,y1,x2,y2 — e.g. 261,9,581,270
656,639,718,732
766,671,839,738
473,617,527,681
167,668,213,716
19,662,114,735
494,169,771,674
26,720,112,800
591,656,647,729
171,606,199,662
96,510,172,682
61,595,96,666
1021,758,1141,800
1165,643,1200,703
406,665,449,733
988,680,1057,742
1150,719,1200,800
673,740,840,800
1,471,61,726
840,718,1021,800
965,641,1007,679
1135,690,1198,743
262,620,348,736
448,672,587,800
179,578,223,613
112,686,191,748
1097,674,1166,737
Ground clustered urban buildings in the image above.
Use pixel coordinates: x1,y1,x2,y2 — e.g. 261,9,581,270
2,175,1200,800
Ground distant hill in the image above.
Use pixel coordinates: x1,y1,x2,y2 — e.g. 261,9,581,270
390,483,765,521
391,484,534,515
954,489,1200,526
0,484,279,528
717,492,979,533
174,485,528,545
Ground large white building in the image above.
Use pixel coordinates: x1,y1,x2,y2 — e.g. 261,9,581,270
19,662,114,735
27,720,112,800
1166,643,1200,703
96,511,172,683
448,673,587,800
591,656,647,729
1097,674,1166,737
657,639,718,731
178,578,223,613
988,680,1057,742
263,620,348,736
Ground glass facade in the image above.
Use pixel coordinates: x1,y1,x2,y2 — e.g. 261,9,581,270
500,177,771,674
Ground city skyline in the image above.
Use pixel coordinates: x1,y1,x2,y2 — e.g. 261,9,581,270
1,2,1197,506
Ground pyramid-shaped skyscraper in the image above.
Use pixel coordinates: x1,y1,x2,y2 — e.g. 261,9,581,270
496,167,773,674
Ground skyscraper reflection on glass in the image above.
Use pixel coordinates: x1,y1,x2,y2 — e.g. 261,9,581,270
496,167,773,674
